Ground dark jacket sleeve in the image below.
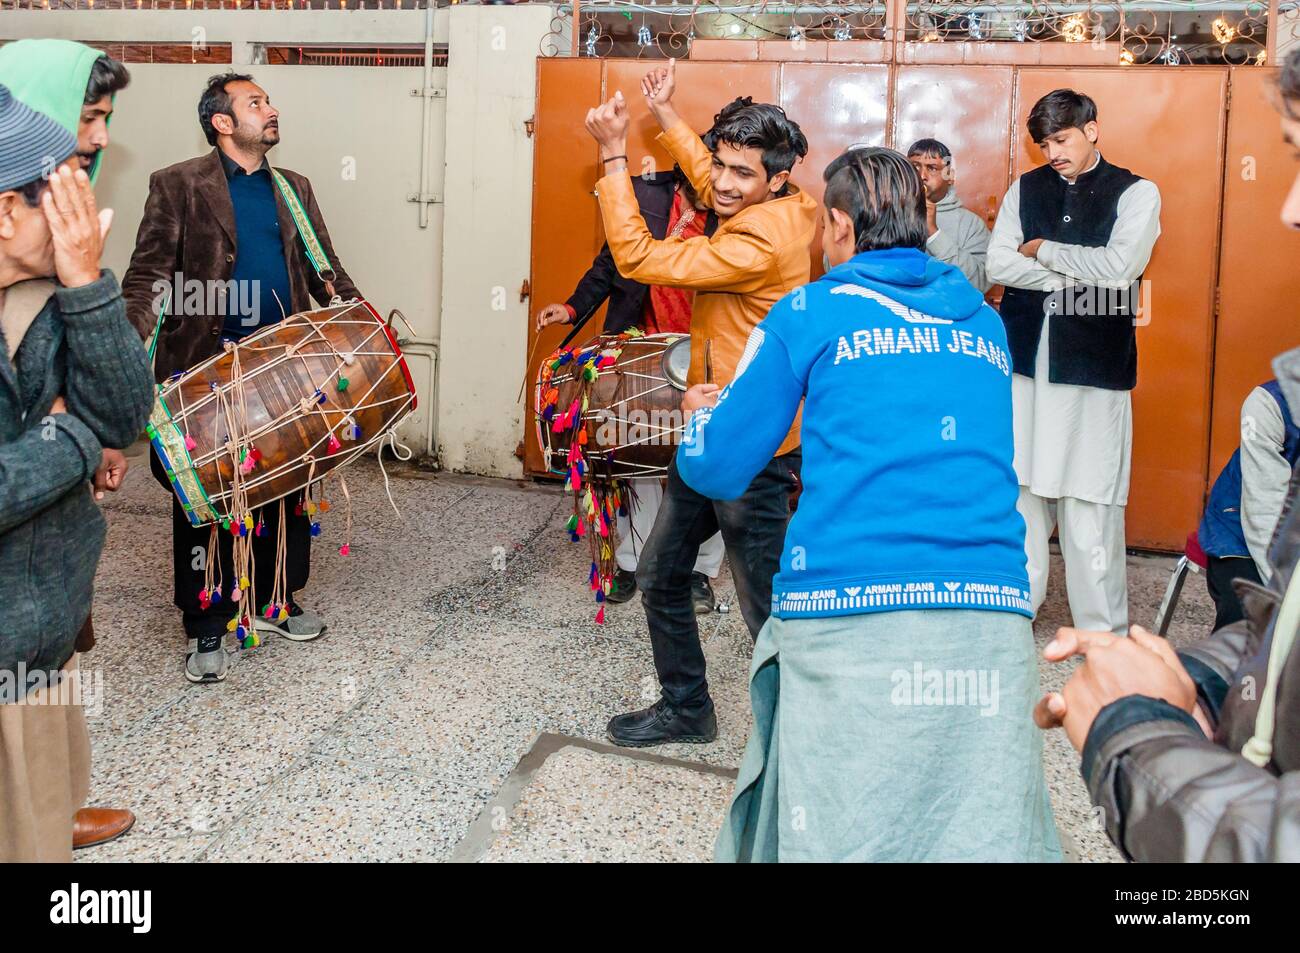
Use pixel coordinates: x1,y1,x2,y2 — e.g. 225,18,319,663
1082,695,1300,862
565,244,617,325
1178,617,1256,728
60,271,156,450
0,413,101,535
121,169,183,345
302,179,360,305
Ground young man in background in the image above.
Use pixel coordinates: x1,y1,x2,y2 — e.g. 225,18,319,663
987,89,1161,637
908,138,991,293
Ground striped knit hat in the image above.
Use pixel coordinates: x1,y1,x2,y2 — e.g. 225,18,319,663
0,83,76,193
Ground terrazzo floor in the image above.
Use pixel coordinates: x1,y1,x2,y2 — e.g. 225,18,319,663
77,445,1216,863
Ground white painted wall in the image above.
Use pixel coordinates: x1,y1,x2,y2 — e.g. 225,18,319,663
436,4,552,478
3,6,554,476
88,63,446,454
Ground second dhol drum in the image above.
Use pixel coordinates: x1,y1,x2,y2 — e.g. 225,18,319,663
535,331,691,481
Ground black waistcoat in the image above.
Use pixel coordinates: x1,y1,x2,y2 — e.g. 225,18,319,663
999,156,1145,391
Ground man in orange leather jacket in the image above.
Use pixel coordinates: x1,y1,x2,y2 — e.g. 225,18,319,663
585,60,816,747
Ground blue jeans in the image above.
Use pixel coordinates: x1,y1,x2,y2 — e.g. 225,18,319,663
636,449,801,709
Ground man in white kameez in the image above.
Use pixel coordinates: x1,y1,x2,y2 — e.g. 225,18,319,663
987,89,1161,636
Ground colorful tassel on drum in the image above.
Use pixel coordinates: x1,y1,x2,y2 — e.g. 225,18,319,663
594,605,605,625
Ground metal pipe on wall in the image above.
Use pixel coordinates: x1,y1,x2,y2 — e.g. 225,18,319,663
418,2,435,230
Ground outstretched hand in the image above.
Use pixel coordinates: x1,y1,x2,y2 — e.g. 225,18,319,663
1032,624,1201,751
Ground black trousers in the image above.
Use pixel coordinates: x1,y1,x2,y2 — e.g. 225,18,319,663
152,452,311,640
1205,554,1264,633
637,449,801,709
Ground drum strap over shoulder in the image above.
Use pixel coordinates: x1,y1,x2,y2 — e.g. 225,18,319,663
271,169,339,302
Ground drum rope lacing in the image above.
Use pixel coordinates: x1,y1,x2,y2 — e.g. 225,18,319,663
159,301,418,649
167,304,415,507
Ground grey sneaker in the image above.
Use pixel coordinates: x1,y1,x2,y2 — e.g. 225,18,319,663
185,633,229,684
253,605,326,642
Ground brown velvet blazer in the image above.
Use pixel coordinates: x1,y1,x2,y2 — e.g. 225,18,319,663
121,147,361,382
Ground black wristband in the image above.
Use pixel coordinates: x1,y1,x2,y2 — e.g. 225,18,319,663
602,154,628,164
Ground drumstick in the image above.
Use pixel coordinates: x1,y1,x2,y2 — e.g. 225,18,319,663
704,339,713,385
517,331,548,405
519,305,601,404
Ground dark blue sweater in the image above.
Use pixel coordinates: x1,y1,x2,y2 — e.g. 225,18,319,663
224,161,293,338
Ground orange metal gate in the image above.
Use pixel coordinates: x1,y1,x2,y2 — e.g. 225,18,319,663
525,56,1297,552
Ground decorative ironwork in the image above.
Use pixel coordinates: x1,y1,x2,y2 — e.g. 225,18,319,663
541,1,889,59
903,1,1284,65
538,0,1293,64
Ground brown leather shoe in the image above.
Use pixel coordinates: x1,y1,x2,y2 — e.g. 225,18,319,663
72,807,136,850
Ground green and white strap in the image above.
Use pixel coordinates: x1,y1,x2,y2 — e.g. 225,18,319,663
270,169,337,297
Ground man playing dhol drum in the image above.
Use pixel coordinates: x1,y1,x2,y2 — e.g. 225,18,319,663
122,72,360,683
584,61,816,747
535,165,725,615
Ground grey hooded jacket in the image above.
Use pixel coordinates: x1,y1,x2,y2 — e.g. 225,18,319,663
1084,345,1300,862
926,191,991,294
0,271,153,701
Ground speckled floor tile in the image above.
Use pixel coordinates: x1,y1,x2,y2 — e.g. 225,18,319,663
201,756,489,862
81,460,1215,862
78,832,214,864
481,745,733,863
314,614,751,791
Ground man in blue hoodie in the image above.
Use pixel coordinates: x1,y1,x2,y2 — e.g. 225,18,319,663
676,147,1057,861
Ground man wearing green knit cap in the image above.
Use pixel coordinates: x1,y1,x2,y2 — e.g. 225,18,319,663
0,40,137,855
0,39,130,184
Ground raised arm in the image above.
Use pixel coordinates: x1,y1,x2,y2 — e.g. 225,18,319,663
655,122,714,212
585,91,776,293
596,170,774,292
642,59,714,209
39,166,153,449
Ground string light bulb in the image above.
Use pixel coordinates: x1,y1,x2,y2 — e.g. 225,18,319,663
1062,14,1087,43
1212,17,1236,45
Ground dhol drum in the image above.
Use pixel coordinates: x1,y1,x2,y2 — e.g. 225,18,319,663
535,331,691,482
148,300,417,527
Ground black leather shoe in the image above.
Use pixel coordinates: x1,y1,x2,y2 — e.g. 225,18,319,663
691,572,716,615
605,568,638,604
607,697,717,747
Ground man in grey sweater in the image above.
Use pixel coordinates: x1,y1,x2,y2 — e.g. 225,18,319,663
0,85,153,861
908,138,991,293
